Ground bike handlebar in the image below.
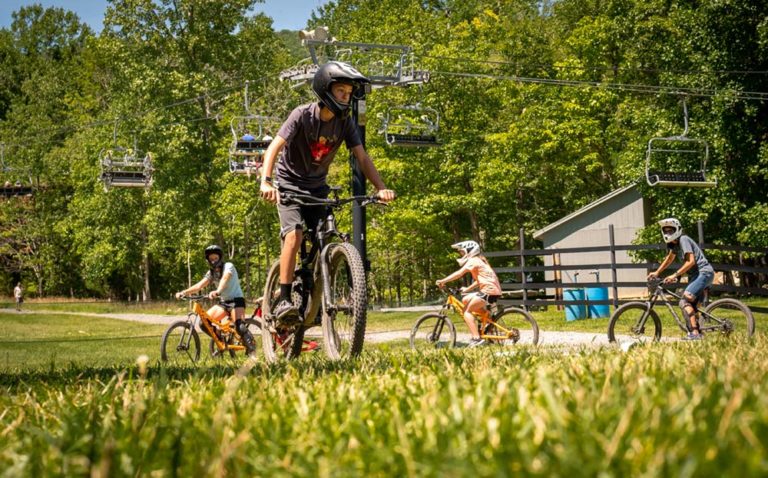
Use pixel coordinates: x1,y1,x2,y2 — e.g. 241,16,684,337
177,294,208,301
280,191,384,208
439,286,463,297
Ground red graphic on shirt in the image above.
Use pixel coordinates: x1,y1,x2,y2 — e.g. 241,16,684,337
310,137,334,164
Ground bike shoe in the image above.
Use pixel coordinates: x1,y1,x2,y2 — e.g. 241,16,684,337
467,338,488,348
273,299,300,325
682,332,703,341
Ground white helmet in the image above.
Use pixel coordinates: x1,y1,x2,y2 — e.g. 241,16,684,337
658,218,683,243
451,240,481,266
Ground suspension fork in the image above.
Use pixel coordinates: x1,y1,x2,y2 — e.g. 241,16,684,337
633,295,658,331
319,242,336,313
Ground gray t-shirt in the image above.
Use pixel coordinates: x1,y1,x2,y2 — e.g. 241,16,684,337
204,262,243,301
668,235,714,276
275,103,362,189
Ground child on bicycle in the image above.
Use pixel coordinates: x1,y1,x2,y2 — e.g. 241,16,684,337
648,218,715,340
436,240,503,348
175,244,257,356
259,61,396,323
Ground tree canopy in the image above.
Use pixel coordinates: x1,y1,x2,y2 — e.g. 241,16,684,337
2,0,767,303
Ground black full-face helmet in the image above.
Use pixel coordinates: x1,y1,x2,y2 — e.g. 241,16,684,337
204,244,224,269
311,61,370,117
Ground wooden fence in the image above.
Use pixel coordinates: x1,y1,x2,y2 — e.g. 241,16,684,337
487,225,768,314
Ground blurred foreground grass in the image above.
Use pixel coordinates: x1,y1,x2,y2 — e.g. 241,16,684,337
1,313,766,476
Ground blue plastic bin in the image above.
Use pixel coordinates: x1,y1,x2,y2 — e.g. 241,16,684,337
564,288,586,321
585,287,610,318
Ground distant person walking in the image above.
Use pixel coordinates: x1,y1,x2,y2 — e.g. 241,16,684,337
13,283,23,311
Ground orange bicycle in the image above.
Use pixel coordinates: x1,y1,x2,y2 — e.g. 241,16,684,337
409,287,540,351
160,295,260,363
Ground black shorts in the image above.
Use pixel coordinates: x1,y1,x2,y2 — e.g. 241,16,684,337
471,292,500,303
277,183,330,239
220,297,246,310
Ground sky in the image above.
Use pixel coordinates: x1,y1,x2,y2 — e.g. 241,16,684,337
0,0,328,32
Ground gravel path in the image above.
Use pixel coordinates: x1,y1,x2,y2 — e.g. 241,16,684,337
364,329,616,347
3,308,635,347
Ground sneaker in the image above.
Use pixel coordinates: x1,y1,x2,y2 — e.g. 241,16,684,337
241,332,257,358
273,299,300,325
467,338,488,348
682,332,703,341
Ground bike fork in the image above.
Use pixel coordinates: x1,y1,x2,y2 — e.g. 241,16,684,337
319,244,334,314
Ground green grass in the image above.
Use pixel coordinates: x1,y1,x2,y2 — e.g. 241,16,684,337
0,299,187,315
1,332,767,476
0,313,171,371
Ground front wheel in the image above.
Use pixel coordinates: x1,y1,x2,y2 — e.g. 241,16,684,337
607,302,661,344
322,243,367,360
409,313,456,351
486,307,539,346
702,298,755,338
261,260,304,363
160,319,201,363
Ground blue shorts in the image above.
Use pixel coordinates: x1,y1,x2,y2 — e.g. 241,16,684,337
685,270,714,302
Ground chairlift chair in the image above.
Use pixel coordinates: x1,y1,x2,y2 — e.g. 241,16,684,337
228,81,283,176
0,181,33,198
645,99,716,188
229,115,280,176
0,143,34,198
378,103,441,147
99,146,154,191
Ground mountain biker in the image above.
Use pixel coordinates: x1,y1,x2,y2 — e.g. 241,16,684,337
436,240,503,348
648,218,715,340
175,245,257,356
259,61,396,324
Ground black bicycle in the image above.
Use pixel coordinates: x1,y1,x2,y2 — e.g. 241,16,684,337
260,187,382,363
607,278,755,344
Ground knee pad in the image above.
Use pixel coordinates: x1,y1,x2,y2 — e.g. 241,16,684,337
679,296,698,330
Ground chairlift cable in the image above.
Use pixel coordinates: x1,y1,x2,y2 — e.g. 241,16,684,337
417,53,768,76
431,70,768,101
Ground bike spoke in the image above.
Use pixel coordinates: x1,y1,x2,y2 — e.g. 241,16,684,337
608,302,661,344
410,314,456,351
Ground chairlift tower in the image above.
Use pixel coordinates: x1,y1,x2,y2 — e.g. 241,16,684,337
280,29,430,269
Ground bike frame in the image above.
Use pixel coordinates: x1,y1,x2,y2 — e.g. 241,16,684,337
634,283,726,334
441,289,515,341
188,299,246,353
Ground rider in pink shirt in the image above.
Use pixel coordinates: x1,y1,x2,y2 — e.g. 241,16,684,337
436,240,502,347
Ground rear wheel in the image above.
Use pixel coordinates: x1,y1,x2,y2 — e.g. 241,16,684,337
409,313,456,351
486,307,539,346
261,260,304,363
702,298,755,338
607,302,661,344
160,320,201,363
322,243,367,360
